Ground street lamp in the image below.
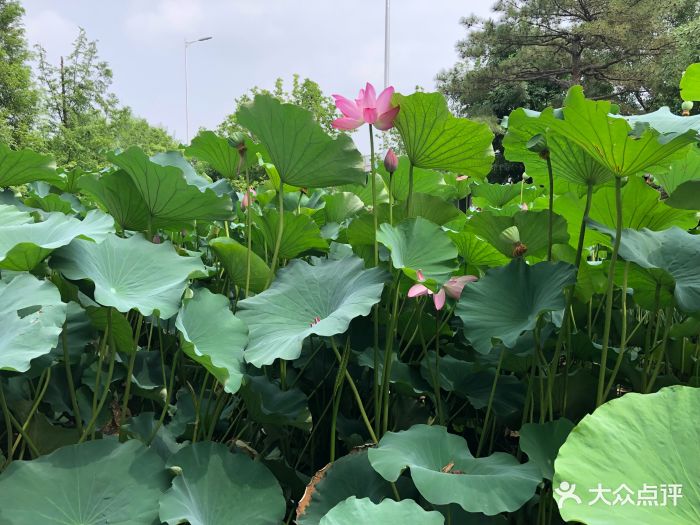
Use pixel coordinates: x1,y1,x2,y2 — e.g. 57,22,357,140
184,36,213,143
384,0,390,87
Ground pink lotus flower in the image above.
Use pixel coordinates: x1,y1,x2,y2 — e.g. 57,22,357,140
332,83,399,131
519,202,528,211
408,275,478,310
242,187,256,209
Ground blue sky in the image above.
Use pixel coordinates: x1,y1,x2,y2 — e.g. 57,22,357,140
21,1,492,151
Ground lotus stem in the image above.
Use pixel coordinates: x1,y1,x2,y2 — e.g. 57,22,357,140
148,349,180,446
381,273,402,435
604,261,629,398
266,185,285,288
120,313,143,435
81,308,117,442
406,162,415,216
546,183,593,420
11,367,51,455
329,338,378,445
369,125,381,433
369,124,378,267
545,154,554,261
62,327,82,434
433,313,444,425
242,160,253,297
0,379,13,465
477,348,505,457
646,305,673,393
596,176,623,407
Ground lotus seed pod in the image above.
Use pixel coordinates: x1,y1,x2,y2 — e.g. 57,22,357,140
681,100,693,115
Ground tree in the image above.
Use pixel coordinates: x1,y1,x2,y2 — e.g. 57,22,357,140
438,0,700,119
33,28,176,170
0,0,38,147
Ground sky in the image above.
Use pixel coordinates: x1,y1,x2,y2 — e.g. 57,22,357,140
21,0,494,152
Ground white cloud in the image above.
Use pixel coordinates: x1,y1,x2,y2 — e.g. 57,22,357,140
24,9,78,60
124,0,206,44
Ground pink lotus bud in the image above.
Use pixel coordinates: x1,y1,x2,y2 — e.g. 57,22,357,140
384,148,398,174
519,202,528,211
152,235,161,244
242,187,256,209
416,269,426,282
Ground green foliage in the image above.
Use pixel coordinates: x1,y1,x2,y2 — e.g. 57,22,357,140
0,73,698,525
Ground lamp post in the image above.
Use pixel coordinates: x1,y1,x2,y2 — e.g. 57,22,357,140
184,36,213,143
384,0,390,88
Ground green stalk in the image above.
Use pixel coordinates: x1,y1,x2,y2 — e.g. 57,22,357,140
646,305,673,393
61,328,82,434
330,338,378,444
477,349,505,457
596,176,623,407
242,159,253,298
80,308,117,442
545,154,554,261
120,313,143,433
381,273,402,434
406,163,415,216
545,183,593,419
329,342,348,462
604,261,629,398
11,368,51,455
266,185,285,288
148,349,180,445
433,313,444,425
0,379,12,466
368,125,382,435
388,173,394,226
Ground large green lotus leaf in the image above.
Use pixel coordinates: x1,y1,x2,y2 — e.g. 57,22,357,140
393,92,494,176
551,86,697,177
376,217,458,286
108,147,233,229
339,173,389,206
590,224,700,312
320,497,444,525
502,107,613,188
519,419,574,480
0,203,33,226
0,273,67,372
654,146,700,194
368,424,541,515
665,180,700,210
79,170,151,231
237,256,385,366
51,234,205,318
617,263,675,311
236,94,364,187
176,288,247,394
0,144,59,187
680,62,700,101
471,181,526,208
184,130,240,178
0,209,115,271
616,107,700,135
399,193,462,226
241,375,312,430
588,176,696,232
0,439,168,524
296,450,398,525
159,441,285,525
467,209,569,259
209,237,270,294
253,209,328,259
151,151,233,197
456,258,576,353
553,386,700,524
448,231,509,268
322,192,364,224
380,156,458,201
